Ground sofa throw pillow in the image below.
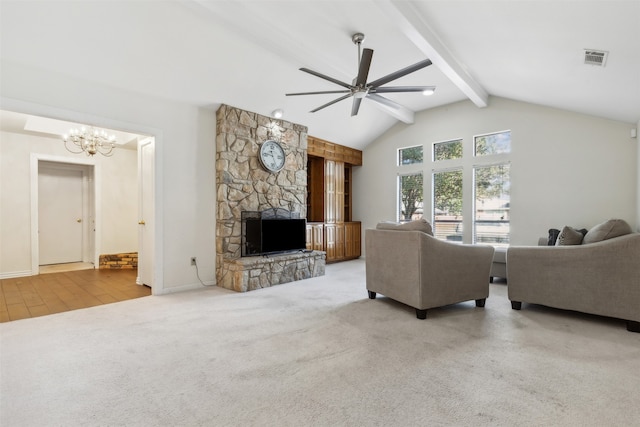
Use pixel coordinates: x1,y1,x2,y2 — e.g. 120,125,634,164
376,219,434,236
547,228,560,246
582,219,632,244
555,226,584,245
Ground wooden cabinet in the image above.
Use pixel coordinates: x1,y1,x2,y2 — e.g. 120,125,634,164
306,135,362,263
306,222,361,263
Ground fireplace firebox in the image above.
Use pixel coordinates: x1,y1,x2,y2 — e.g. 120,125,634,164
241,208,307,257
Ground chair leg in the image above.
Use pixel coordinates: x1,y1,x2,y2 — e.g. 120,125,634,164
416,309,427,320
475,298,486,308
511,301,522,310
627,320,640,333
367,290,376,299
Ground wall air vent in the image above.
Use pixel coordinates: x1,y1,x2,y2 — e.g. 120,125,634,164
584,49,608,67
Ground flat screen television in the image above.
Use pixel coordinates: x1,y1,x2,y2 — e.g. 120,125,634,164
243,218,307,256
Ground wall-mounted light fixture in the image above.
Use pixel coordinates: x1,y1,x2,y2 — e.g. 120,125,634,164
272,109,284,119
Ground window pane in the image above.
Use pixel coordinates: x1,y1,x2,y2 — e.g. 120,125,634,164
433,170,463,241
474,164,510,246
399,146,423,165
434,139,462,161
475,130,511,156
399,173,423,221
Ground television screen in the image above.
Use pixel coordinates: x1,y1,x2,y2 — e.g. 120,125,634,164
261,219,307,255
242,218,307,256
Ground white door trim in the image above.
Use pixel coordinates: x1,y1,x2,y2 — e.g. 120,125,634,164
30,154,100,274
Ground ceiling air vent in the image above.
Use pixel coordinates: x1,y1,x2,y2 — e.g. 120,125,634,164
584,49,608,67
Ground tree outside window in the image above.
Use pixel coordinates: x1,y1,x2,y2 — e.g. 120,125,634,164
433,169,463,240
474,163,510,245
399,173,423,221
434,139,462,161
399,145,423,165
475,131,511,156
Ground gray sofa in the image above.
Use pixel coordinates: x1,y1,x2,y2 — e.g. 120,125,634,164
366,222,495,319
507,231,640,332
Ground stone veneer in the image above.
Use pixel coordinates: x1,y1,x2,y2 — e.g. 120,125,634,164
223,251,325,292
215,104,325,291
99,252,138,269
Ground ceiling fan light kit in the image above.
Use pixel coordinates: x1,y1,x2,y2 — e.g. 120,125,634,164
286,32,436,122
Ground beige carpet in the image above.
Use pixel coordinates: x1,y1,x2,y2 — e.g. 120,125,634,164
1,259,639,426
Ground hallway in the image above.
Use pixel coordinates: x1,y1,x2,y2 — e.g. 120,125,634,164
0,269,150,322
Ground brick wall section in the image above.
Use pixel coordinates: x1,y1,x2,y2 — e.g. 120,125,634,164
99,253,138,269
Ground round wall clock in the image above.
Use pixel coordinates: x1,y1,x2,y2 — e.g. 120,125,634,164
258,140,286,173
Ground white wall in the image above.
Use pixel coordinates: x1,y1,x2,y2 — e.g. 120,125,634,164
1,60,217,293
0,130,137,276
354,97,638,249
637,118,640,232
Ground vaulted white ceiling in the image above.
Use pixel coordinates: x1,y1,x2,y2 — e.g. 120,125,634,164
1,0,639,150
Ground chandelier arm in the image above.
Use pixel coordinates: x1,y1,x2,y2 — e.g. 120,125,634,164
64,138,86,154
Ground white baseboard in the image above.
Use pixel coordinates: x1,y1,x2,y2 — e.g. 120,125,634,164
154,281,215,295
0,270,33,279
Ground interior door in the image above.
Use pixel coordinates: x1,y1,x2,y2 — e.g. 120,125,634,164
38,164,84,265
137,138,155,288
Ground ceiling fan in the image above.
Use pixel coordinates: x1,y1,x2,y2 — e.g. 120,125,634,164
286,32,435,124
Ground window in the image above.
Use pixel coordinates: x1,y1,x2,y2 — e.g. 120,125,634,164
433,169,463,241
398,173,423,221
399,145,423,165
474,164,510,246
433,139,462,161
475,130,511,156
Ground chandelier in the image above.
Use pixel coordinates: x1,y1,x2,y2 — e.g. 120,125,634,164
63,126,117,157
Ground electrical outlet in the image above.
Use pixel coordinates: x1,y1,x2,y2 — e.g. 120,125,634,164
190,257,197,266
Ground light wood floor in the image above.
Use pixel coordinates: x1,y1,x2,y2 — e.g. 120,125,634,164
0,268,151,323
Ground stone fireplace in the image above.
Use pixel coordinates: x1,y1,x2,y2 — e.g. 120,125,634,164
215,104,325,292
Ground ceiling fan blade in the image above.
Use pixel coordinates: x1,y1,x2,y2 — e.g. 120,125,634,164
351,97,363,116
286,90,351,96
300,68,353,89
354,48,373,87
366,93,415,124
368,59,433,89
372,86,436,93
310,93,354,113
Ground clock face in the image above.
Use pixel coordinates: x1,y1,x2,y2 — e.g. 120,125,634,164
259,140,286,172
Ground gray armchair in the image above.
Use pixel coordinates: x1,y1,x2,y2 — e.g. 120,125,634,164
365,227,495,319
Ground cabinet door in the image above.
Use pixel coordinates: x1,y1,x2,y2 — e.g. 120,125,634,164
312,224,324,251
324,224,337,261
306,223,325,251
335,162,345,223
306,225,313,250
344,222,361,259
324,160,336,223
335,223,345,260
